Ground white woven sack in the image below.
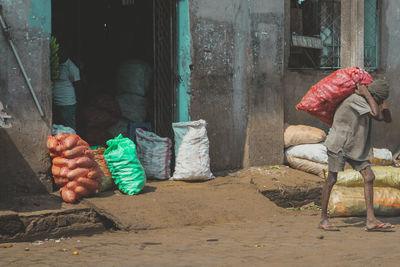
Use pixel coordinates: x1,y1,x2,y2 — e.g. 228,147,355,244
52,124,76,135
373,148,392,161
172,120,214,180
117,94,148,122
136,129,172,180
116,60,152,97
285,142,328,164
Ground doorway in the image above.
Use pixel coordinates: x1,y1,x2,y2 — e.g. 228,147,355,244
51,0,177,145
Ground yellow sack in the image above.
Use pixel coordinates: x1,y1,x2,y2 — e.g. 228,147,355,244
335,166,400,189
284,125,326,148
286,154,327,178
328,186,400,217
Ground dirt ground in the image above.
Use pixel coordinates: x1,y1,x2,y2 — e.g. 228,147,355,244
1,166,399,266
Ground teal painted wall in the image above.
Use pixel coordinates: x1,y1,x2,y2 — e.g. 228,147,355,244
29,0,51,34
177,0,191,122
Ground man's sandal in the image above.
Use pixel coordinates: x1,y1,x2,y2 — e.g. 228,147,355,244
365,223,395,232
319,224,340,231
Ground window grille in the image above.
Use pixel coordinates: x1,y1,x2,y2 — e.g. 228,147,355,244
289,0,341,70
364,0,379,70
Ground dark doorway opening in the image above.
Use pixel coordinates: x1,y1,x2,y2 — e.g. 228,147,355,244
51,0,176,145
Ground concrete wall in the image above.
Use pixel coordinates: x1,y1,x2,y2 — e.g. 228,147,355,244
374,0,400,151
0,0,52,198
188,0,285,171
284,1,400,153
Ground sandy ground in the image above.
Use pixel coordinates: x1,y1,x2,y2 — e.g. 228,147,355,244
1,213,400,267
1,166,399,266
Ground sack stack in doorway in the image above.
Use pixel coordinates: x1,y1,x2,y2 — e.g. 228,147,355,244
328,166,400,217
84,94,121,146
112,59,152,138
284,124,328,178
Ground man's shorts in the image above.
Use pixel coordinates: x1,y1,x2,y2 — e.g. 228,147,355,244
327,150,370,172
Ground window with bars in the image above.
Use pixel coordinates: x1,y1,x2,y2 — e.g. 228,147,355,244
289,0,379,70
364,0,379,70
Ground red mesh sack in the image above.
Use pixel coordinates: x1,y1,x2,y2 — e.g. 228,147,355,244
47,133,102,203
296,67,373,126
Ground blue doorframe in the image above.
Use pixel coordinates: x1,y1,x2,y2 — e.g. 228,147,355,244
176,0,191,122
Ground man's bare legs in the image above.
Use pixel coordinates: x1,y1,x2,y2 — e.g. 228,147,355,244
320,166,393,230
319,171,338,229
360,166,393,230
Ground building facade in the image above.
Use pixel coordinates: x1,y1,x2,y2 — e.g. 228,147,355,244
0,0,398,195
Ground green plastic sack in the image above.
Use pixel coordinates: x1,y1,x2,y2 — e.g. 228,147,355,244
104,134,146,195
336,166,400,189
328,186,400,217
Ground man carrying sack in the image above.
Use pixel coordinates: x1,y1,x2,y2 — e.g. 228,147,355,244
319,79,395,232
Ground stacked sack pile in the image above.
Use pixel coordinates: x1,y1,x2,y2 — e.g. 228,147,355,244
47,133,102,203
115,60,152,131
284,124,328,178
328,149,400,217
84,94,122,145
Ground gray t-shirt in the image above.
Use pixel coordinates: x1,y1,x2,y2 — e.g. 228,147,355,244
325,94,372,161
53,59,80,106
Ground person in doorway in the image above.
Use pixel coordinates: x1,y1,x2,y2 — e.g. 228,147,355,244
319,79,394,232
53,45,80,130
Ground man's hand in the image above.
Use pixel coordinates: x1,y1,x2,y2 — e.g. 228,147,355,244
381,101,392,123
355,84,381,120
355,84,370,97
381,101,388,110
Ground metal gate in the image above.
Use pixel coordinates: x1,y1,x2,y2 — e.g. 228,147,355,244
153,0,177,139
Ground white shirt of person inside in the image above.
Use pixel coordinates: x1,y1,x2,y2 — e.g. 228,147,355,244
53,59,80,106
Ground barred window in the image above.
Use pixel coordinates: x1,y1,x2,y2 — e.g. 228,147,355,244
289,0,379,70
364,0,379,70
289,0,341,70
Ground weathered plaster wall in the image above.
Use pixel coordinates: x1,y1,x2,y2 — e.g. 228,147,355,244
374,0,400,151
188,0,284,171
0,0,52,197
284,1,400,153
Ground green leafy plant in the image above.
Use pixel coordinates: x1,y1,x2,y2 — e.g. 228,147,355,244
50,36,60,85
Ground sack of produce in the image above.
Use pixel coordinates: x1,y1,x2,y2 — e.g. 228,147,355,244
172,120,214,181
370,148,393,166
47,133,102,203
85,127,113,146
328,186,400,217
136,129,172,180
107,119,130,138
104,134,146,195
335,166,400,189
84,106,117,128
284,125,326,148
285,143,328,164
94,94,122,118
286,154,327,178
93,147,114,192
296,67,373,126
52,124,76,135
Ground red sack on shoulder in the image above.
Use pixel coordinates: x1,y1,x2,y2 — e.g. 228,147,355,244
296,67,373,126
